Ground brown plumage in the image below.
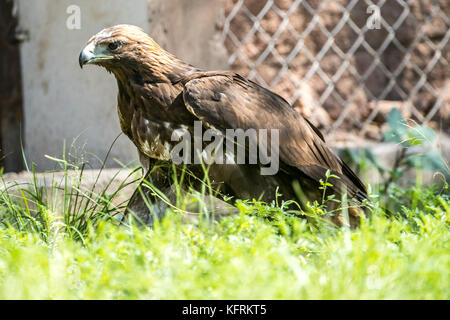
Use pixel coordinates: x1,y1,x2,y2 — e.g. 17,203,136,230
79,25,367,226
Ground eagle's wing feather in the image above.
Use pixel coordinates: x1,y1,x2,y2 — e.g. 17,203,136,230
181,72,367,201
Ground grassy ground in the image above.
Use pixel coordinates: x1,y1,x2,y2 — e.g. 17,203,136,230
0,163,448,299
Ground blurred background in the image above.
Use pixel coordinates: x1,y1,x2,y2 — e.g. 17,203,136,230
0,0,449,183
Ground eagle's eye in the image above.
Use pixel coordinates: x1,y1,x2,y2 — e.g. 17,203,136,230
108,41,121,51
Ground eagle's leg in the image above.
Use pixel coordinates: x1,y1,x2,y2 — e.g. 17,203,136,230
123,154,173,226
123,172,161,226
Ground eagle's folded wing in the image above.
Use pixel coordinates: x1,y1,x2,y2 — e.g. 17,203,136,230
181,72,367,202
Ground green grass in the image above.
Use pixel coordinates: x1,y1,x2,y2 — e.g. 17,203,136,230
0,161,448,300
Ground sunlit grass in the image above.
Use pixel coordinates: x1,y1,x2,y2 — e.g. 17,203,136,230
0,159,448,299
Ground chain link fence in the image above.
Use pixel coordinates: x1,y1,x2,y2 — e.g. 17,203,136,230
221,0,449,144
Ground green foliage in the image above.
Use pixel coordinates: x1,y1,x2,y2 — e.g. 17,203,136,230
383,109,436,147
343,108,449,192
382,108,448,173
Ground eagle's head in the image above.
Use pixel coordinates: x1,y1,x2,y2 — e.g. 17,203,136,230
79,24,177,79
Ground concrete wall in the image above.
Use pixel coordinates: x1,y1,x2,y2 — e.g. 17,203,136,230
16,0,229,171
147,0,229,71
18,0,148,170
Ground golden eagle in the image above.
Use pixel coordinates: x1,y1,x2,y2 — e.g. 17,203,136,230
79,25,367,227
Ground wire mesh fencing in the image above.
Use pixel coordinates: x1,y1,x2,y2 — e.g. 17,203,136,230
221,0,449,143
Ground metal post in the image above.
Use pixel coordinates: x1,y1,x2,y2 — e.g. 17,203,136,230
0,0,25,172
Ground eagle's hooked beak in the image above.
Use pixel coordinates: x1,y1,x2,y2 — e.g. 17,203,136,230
79,42,114,68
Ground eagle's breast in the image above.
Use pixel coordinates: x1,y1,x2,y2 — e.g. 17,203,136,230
130,110,189,161
116,77,190,162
